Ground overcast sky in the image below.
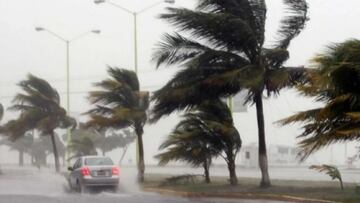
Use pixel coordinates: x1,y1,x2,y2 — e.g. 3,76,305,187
0,0,359,165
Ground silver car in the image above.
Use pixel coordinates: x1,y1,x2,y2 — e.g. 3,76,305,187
68,156,120,193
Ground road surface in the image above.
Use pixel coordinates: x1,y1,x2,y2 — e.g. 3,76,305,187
0,167,292,203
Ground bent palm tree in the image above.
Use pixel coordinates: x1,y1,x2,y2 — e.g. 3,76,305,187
156,127,215,184
279,39,360,160
151,0,309,187
3,74,74,172
86,67,149,182
156,100,241,185
310,165,344,191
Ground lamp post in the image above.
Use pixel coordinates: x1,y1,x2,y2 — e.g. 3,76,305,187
94,0,175,175
94,0,175,74
35,27,101,164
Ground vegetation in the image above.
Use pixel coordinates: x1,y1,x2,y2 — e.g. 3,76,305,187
66,126,136,160
279,39,360,159
143,174,360,203
156,100,241,185
0,133,33,166
0,103,3,121
1,74,74,172
151,0,309,188
156,130,214,184
310,165,344,191
86,67,149,182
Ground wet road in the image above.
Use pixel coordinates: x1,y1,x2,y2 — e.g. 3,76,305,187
0,167,292,203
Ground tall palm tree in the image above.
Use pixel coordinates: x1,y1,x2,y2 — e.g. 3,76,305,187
156,99,241,185
279,39,360,160
3,74,74,172
150,0,309,187
86,67,149,182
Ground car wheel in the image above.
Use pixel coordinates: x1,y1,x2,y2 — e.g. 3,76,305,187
77,181,87,194
80,184,87,194
112,185,119,193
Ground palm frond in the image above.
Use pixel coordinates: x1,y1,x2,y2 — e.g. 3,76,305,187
153,33,210,68
275,0,308,49
107,67,139,91
160,7,257,53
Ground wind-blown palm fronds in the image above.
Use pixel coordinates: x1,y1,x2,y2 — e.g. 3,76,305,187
2,74,75,172
310,165,343,190
86,67,149,182
279,39,360,160
156,99,241,185
151,0,309,188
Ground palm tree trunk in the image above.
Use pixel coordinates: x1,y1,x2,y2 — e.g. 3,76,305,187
135,121,145,183
19,150,24,167
50,131,60,173
203,158,211,184
227,155,238,185
255,93,271,188
340,179,344,191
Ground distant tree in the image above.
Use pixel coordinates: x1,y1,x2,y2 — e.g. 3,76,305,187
310,165,344,191
0,133,33,166
0,103,3,121
156,100,241,185
68,136,98,158
151,0,309,187
91,128,136,157
279,40,360,160
3,74,75,172
66,125,136,160
86,67,149,182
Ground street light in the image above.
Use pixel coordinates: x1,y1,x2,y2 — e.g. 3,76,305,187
94,0,175,73
94,0,174,172
35,26,101,164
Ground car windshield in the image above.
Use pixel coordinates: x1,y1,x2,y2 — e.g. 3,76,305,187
85,157,113,166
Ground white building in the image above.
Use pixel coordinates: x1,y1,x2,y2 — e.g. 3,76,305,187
239,143,300,168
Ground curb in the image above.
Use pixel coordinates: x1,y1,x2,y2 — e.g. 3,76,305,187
143,187,341,203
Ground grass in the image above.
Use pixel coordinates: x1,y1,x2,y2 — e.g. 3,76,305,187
142,174,360,203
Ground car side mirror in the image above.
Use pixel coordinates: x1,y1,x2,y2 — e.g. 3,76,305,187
67,166,73,171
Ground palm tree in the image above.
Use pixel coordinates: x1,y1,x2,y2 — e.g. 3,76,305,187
4,74,74,172
310,165,344,191
86,67,149,182
279,39,360,160
150,0,309,187
156,99,241,185
156,126,215,184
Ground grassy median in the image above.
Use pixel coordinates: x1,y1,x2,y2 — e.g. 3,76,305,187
142,174,360,203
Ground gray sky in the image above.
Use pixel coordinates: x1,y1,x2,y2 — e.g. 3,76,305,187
0,0,359,165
